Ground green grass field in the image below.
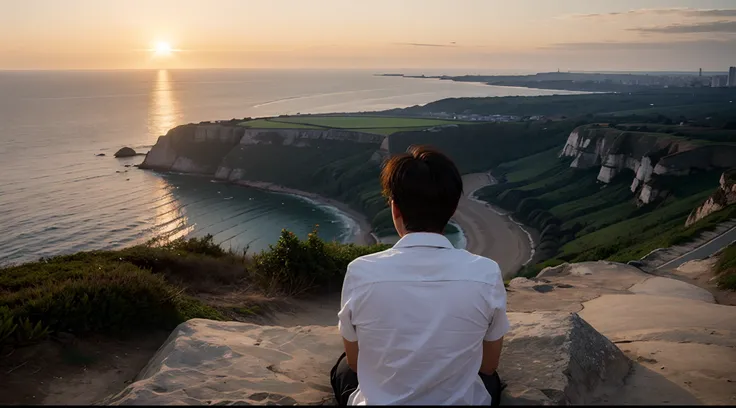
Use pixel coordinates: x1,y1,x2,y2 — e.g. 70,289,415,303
239,115,469,135
239,119,323,130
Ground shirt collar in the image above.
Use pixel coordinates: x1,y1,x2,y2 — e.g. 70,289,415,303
393,232,454,249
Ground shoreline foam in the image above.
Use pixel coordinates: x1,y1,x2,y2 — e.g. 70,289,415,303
466,173,537,267
232,180,376,246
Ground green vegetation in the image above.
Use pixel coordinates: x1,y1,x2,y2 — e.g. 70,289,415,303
475,140,736,276
267,115,465,128
389,120,579,174
387,88,736,127
0,232,389,347
240,119,323,130
715,243,736,291
240,115,470,136
252,229,389,295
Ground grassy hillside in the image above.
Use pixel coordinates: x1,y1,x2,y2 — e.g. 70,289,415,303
385,88,736,126
716,243,736,290
475,144,736,277
388,120,580,174
240,115,469,135
0,232,388,347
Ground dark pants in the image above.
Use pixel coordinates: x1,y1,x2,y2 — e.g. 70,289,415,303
330,353,505,406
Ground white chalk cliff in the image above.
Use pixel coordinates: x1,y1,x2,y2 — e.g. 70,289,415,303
686,171,736,226
559,125,736,204
140,123,387,177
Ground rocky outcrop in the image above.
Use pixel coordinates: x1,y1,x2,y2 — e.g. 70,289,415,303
559,125,736,204
686,170,736,226
103,313,629,406
114,147,137,158
508,261,736,405
140,123,386,177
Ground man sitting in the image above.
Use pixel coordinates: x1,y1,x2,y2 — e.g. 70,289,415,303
330,145,509,405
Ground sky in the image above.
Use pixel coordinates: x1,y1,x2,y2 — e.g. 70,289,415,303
1,0,735,72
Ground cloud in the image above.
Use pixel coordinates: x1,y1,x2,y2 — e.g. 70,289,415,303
568,8,736,19
630,20,736,33
544,38,736,51
393,42,457,48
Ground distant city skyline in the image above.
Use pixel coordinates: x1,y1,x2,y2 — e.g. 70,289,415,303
2,0,736,71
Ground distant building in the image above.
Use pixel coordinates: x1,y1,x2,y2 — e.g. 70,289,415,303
729,67,736,87
712,75,728,87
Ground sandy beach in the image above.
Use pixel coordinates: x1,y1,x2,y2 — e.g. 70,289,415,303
234,175,533,278
233,180,376,246
454,173,535,278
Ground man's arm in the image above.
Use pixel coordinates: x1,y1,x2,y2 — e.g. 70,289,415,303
343,338,359,372
480,337,503,375
338,264,359,372
481,271,510,375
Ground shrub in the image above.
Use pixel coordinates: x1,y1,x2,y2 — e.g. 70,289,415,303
0,261,223,346
1,229,388,347
715,243,736,291
250,228,389,296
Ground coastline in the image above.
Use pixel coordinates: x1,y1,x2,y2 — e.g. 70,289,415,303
455,173,537,278
466,184,538,267
232,180,377,246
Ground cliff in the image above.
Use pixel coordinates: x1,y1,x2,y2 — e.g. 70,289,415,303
140,123,386,176
104,261,736,405
103,313,630,406
686,170,736,226
560,125,736,204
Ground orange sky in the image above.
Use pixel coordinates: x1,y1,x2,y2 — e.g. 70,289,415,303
2,0,735,71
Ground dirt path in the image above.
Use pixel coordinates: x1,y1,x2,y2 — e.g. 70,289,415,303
454,173,533,278
0,332,169,405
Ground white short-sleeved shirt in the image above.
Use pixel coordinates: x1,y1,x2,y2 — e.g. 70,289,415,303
338,232,510,405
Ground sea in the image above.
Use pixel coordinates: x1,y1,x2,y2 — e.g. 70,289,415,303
0,69,580,265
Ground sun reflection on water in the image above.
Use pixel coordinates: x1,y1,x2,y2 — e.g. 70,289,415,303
152,179,194,242
148,69,181,140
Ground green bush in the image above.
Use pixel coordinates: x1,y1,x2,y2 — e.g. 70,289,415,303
250,228,389,296
716,243,736,291
0,261,223,346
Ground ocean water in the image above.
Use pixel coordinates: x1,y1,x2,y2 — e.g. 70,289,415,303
0,69,578,264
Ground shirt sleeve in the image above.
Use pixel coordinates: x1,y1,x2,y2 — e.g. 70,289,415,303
337,265,359,342
484,268,511,342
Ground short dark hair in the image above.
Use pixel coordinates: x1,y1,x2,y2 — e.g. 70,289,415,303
381,145,463,233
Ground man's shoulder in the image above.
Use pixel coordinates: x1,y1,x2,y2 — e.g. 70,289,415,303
346,247,503,285
347,247,399,270
456,250,503,283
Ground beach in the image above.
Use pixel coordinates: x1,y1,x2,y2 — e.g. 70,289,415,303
233,180,376,246
454,173,536,278
235,176,534,277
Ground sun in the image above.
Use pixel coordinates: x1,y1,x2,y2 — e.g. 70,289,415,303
154,42,173,56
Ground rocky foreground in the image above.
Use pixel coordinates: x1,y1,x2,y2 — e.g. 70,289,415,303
104,262,736,405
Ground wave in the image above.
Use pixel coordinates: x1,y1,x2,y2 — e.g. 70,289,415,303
276,193,359,244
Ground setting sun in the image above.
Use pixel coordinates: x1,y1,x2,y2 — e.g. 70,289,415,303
154,42,173,56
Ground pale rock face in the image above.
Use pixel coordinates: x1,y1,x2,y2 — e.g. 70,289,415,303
570,152,599,169
214,166,232,180
685,171,736,226
140,136,178,171
103,313,630,406
631,156,653,193
559,130,582,157
638,184,659,204
194,125,240,143
170,156,211,174
240,129,384,147
597,166,617,183
228,168,246,181
380,136,390,151
370,150,388,163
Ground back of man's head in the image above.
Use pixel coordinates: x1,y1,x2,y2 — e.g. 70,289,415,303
381,145,463,233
